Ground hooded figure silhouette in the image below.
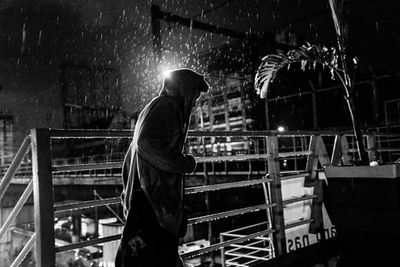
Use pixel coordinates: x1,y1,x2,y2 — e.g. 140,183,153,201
115,69,209,267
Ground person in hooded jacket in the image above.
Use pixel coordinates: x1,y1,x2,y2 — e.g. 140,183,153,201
115,68,209,267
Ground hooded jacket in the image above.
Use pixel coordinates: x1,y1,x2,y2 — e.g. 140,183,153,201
121,69,208,237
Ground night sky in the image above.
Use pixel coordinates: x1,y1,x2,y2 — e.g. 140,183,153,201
0,0,399,132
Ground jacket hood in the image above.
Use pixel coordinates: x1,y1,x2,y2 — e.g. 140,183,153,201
159,68,209,123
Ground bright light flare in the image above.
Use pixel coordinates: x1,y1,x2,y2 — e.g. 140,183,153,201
161,68,172,78
277,126,285,132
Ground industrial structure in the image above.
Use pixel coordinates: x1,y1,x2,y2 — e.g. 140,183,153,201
0,1,400,266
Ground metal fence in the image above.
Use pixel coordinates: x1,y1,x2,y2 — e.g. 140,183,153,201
1,128,400,266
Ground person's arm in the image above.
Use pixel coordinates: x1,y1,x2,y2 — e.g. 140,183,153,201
136,98,196,174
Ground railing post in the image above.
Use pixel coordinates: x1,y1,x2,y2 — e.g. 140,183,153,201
266,135,286,256
31,128,55,266
366,132,377,163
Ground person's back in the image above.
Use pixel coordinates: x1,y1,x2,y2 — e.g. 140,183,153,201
115,69,209,267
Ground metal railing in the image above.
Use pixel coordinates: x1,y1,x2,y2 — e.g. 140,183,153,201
1,128,400,266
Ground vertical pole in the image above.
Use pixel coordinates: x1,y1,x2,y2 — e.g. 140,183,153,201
223,82,229,173
292,136,297,171
0,120,4,166
204,166,215,266
306,135,319,180
151,5,162,63
265,99,270,130
94,190,99,238
308,80,318,130
220,233,226,267
202,136,214,266
208,92,215,155
266,135,286,256
366,133,377,163
31,128,55,267
239,85,247,131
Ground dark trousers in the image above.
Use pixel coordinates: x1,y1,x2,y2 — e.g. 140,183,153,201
115,190,183,267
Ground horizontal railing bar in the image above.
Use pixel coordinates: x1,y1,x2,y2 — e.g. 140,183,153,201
50,129,134,138
221,222,269,235
377,148,400,152
228,246,271,253
10,233,36,267
196,154,269,163
181,229,275,259
222,233,243,238
225,258,259,266
188,130,348,137
54,197,121,213
196,151,310,163
283,195,317,205
46,129,400,146
50,129,349,139
53,155,268,172
52,154,312,174
224,251,271,261
193,171,266,176
228,241,272,252
285,218,314,229
50,128,400,139
185,178,272,194
53,152,293,172
55,234,121,253
279,151,312,158
280,172,310,181
52,162,122,172
188,203,276,225
0,136,31,201
0,180,33,240
373,133,400,137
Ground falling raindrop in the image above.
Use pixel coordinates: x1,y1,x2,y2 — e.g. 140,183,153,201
21,22,26,53
37,30,42,46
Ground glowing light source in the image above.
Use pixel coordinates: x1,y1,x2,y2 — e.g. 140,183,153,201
277,126,285,132
162,68,172,78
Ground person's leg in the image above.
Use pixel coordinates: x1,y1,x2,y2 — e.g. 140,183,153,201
156,226,180,267
115,190,159,267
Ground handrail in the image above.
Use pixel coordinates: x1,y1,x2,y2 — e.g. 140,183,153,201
283,195,317,205
7,128,400,267
285,218,314,229
0,136,31,201
50,129,134,138
181,229,275,259
54,197,121,213
279,172,310,181
195,151,311,163
0,180,33,240
50,151,312,173
50,129,398,139
55,234,121,253
52,162,122,172
10,233,36,267
188,203,276,225
49,128,400,139
52,177,275,214
185,178,273,194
